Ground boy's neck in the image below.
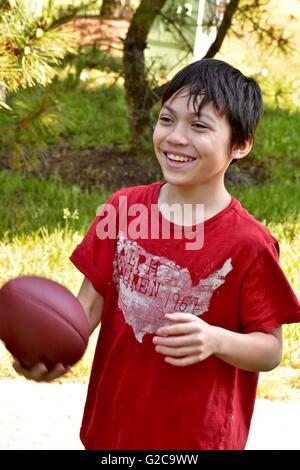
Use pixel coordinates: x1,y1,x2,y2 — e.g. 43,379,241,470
159,182,232,221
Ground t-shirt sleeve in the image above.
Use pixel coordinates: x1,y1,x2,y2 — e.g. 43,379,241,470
239,242,300,333
69,194,118,296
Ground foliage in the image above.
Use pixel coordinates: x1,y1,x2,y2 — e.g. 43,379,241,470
0,0,76,103
0,0,78,167
232,0,292,53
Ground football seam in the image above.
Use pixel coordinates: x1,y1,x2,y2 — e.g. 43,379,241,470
5,286,89,345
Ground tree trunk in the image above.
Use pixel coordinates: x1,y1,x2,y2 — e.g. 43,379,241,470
123,0,240,152
123,0,168,151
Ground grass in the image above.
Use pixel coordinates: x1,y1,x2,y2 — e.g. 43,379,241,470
232,162,300,224
0,78,129,152
0,170,107,237
253,109,300,163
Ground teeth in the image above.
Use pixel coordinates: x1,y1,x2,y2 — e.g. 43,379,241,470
167,153,194,162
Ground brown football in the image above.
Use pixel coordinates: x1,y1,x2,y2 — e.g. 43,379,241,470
0,276,90,368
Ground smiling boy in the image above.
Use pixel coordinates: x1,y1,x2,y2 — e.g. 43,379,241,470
14,59,300,450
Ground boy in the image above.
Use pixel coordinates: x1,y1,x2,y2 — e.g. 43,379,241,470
14,59,300,450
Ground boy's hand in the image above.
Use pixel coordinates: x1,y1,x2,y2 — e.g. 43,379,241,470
153,313,217,367
13,358,69,382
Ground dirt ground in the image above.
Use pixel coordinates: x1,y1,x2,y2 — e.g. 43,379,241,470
0,143,268,194
71,16,129,52
40,145,269,193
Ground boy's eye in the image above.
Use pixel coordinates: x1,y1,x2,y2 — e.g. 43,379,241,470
159,116,172,123
193,122,208,130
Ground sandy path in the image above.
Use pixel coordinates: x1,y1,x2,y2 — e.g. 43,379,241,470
0,378,299,450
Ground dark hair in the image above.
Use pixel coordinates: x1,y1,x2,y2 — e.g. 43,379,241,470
162,58,264,149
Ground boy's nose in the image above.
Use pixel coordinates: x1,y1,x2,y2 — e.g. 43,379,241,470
166,126,189,146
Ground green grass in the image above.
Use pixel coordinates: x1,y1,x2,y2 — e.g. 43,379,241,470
253,109,300,163
0,170,107,237
0,79,129,151
232,162,300,224
56,80,129,149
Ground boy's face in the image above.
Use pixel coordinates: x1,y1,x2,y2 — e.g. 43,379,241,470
153,90,245,190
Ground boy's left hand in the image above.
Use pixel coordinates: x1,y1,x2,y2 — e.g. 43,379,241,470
153,313,217,367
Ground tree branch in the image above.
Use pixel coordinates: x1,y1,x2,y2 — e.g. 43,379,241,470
237,9,292,53
159,9,194,54
203,0,240,58
149,0,241,104
150,81,169,103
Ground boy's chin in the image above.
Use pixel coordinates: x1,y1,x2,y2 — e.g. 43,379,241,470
162,172,194,187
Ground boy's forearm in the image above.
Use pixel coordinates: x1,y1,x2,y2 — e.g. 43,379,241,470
77,277,104,335
213,325,282,372
85,300,103,334
153,314,283,370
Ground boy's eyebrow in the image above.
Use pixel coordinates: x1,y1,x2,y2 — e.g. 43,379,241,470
160,104,216,124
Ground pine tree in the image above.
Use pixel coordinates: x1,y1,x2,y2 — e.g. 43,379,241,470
0,0,76,169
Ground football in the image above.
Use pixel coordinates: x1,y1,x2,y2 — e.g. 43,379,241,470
0,276,90,368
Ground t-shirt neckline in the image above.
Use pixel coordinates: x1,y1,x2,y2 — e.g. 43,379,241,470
152,181,238,230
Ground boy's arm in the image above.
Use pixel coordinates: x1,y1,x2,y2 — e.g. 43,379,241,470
77,276,104,334
153,313,282,371
213,324,282,371
13,277,103,381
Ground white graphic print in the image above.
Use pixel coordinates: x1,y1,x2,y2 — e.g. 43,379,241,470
113,233,233,343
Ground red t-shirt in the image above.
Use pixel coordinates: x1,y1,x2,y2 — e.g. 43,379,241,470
70,182,300,450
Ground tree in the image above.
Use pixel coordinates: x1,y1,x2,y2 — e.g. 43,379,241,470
123,0,167,150
123,0,292,151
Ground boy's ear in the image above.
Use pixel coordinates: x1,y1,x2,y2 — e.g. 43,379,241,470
230,137,253,161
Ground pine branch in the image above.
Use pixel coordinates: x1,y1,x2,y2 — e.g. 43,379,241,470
0,1,76,95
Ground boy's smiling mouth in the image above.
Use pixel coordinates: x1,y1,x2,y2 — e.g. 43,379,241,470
163,152,197,168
